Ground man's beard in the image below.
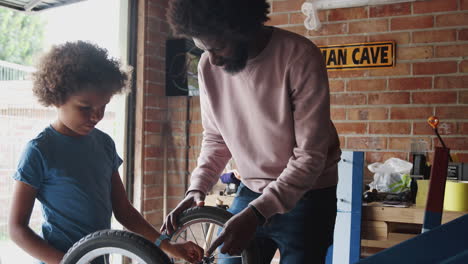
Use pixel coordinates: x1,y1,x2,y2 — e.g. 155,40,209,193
222,42,249,74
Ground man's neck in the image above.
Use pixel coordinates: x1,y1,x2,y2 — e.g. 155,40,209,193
247,26,273,60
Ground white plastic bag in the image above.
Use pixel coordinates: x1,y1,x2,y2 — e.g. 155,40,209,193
368,158,413,193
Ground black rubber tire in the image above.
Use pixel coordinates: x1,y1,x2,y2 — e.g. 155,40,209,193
61,229,171,264
172,206,259,264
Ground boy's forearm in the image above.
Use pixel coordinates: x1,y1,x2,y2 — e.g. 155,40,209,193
9,225,64,264
117,206,160,243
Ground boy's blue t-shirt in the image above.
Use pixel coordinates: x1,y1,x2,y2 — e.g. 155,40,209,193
13,125,122,254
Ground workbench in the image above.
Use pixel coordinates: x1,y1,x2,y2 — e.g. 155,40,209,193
361,203,467,257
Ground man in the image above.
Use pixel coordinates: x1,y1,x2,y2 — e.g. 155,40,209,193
161,0,341,263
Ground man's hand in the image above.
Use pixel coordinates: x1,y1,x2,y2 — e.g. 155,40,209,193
161,240,204,263
160,190,205,235
206,206,258,257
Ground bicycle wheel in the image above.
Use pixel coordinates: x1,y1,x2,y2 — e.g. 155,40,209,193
171,206,259,264
61,229,171,264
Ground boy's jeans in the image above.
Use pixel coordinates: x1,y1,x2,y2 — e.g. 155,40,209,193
218,182,337,264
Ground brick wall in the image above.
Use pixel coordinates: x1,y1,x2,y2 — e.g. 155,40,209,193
136,0,468,226
267,0,468,181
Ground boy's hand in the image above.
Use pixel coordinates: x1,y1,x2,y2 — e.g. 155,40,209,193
161,240,204,263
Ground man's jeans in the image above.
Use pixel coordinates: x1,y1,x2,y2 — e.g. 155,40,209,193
218,183,337,264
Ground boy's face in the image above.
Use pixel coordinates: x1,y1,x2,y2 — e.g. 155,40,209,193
193,36,249,74
54,87,113,137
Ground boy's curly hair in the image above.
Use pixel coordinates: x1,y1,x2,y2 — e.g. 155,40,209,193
167,0,270,40
32,41,130,106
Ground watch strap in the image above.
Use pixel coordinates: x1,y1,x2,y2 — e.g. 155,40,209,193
155,233,170,247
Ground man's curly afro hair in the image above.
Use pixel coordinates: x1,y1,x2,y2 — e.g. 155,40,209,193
167,0,270,40
33,41,130,107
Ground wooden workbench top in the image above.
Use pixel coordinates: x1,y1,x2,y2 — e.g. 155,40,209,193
362,203,467,224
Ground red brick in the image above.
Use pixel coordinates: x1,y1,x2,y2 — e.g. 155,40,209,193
436,106,468,119
145,108,166,121
413,61,457,75
307,23,347,37
145,121,162,133
144,185,164,199
326,35,368,46
310,37,328,46
145,210,164,226
284,26,308,36
329,7,368,21
460,60,468,73
146,134,163,145
167,185,186,196
434,76,468,89
412,29,457,43
145,95,168,108
331,108,346,120
455,153,468,163
145,159,164,172
388,77,432,91
461,91,468,103
167,122,185,134
369,32,410,44
331,93,367,105
413,0,458,14
460,29,468,40
168,97,188,108
389,137,431,151
143,198,164,211
436,13,468,27
271,0,303,12
339,136,346,149
370,3,411,17
267,13,289,26
369,122,411,134
166,147,186,160
189,122,203,134
436,44,468,58
329,80,345,92
168,110,188,122
397,46,433,60
368,92,410,105
440,137,468,151
167,160,187,171
348,107,389,120
458,122,468,134
335,122,367,134
327,69,367,78
369,63,411,77
366,151,408,163
462,0,468,10
391,107,433,120
347,79,387,92
349,19,388,34
391,16,434,30
144,146,164,158
414,121,456,135
412,91,457,104
347,137,387,149
167,173,184,185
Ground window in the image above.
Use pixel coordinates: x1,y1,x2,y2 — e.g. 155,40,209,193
0,1,129,263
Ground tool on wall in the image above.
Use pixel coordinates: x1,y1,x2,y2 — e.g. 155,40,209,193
427,116,452,162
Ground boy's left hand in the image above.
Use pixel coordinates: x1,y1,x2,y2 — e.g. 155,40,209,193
162,240,204,263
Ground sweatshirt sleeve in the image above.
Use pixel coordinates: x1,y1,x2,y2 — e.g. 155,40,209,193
250,45,337,219
186,63,232,195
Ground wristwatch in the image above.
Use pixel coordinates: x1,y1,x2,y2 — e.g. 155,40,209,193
249,204,266,225
154,233,170,247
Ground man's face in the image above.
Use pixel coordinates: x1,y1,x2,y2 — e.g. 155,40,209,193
193,36,249,74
